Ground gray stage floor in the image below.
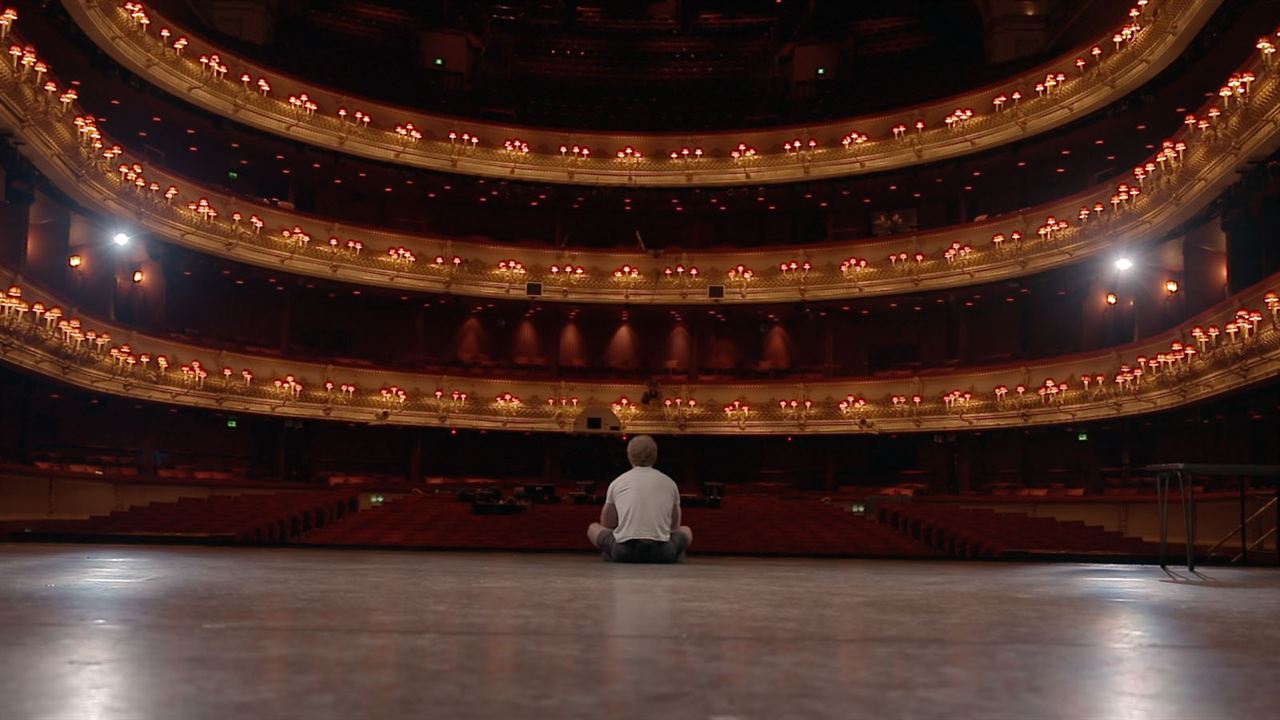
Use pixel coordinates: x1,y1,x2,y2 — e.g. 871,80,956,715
1,545,1278,720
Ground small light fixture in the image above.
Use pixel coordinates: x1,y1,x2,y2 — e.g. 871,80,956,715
1105,292,1118,305
113,232,130,246
1164,279,1180,294
131,270,144,284
67,254,82,268
1114,257,1133,271
816,66,826,76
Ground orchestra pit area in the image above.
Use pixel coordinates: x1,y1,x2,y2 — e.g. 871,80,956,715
2,0,1280,717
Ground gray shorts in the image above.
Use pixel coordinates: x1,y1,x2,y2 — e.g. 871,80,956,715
596,531,688,563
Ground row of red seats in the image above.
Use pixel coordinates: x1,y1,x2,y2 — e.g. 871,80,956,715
878,504,1157,559
303,493,936,557
7,491,358,544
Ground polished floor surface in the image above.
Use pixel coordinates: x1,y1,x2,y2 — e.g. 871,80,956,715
2,545,1278,720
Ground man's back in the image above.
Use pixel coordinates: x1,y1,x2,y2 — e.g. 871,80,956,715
605,466,679,543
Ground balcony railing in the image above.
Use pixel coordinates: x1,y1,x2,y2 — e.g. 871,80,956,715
3,272,1278,435
62,0,1219,187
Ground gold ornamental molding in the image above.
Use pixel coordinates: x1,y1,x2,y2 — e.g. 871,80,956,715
2,272,1278,435
2,27,1278,305
60,0,1220,187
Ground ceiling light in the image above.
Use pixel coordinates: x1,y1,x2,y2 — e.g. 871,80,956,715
1114,257,1133,271
112,232,130,246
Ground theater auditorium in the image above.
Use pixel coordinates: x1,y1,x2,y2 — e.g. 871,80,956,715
2,0,1280,717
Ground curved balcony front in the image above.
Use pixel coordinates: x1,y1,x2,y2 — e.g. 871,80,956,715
3,271,1277,436
4,29,1280,305
61,0,1221,187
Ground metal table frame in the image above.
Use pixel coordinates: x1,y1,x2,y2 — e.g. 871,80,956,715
1145,464,1280,571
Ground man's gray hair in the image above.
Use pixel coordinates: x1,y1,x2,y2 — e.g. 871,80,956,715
626,435,658,467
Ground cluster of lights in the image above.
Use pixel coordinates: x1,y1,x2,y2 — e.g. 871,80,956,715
394,122,422,142
782,138,818,154
1035,216,1070,241
888,252,925,267
286,92,317,115
941,389,973,409
502,138,530,154
668,146,703,160
943,108,975,129
723,400,751,419
558,144,591,159
730,143,757,160
778,260,812,276
989,231,1023,250
279,226,312,247
991,92,1022,112
661,264,700,279
612,264,641,279
840,257,870,275
726,264,754,281
1033,72,1068,97
610,396,638,419
778,398,814,413
840,131,868,148
496,260,526,275
942,242,973,263
447,131,479,149
196,53,229,80
324,381,358,399
273,375,304,399
380,386,408,405
546,395,579,408
549,263,586,276
615,146,643,161
837,395,867,413
0,8,17,39
386,246,416,263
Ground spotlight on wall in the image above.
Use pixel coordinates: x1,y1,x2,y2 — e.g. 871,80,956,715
131,270,144,284
112,232,130,247
1105,292,1118,305
1165,279,1180,294
67,254,82,268
1114,257,1133,271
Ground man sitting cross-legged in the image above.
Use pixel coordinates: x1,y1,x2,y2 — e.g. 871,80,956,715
587,435,693,563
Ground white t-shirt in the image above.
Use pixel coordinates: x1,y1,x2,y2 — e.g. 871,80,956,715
605,465,680,543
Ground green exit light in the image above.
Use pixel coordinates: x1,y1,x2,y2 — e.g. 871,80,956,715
226,419,238,428
1077,432,1088,441
227,171,239,180
433,57,445,67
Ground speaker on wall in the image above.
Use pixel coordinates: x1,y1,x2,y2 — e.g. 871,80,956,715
708,285,725,299
526,282,543,296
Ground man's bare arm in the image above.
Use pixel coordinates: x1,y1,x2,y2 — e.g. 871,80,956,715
601,503,619,529
671,503,682,530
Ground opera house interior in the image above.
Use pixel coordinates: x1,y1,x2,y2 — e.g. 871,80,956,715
1,1,1279,718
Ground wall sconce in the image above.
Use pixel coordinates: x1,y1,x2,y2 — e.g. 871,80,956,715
131,270,144,284
1164,280,1180,294
1105,292,1118,305
67,254,82,268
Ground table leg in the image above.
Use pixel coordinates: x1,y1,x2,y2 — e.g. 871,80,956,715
1181,471,1196,572
1157,472,1168,569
